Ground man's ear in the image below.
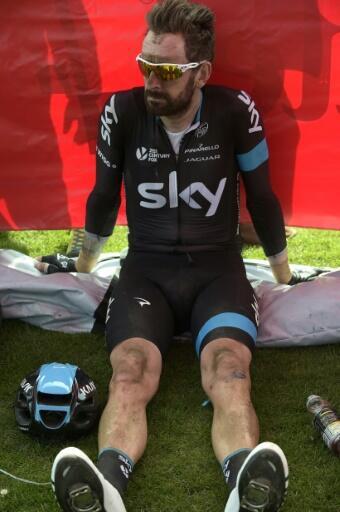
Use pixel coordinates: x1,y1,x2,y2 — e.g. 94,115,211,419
195,61,212,88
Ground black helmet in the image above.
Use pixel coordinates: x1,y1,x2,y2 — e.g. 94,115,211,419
14,362,99,438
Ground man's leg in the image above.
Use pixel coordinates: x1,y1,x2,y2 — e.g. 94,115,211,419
51,259,173,512
200,338,288,512
51,338,162,512
200,338,258,461
97,338,162,489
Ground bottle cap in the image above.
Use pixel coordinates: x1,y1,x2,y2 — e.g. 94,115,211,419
306,395,321,407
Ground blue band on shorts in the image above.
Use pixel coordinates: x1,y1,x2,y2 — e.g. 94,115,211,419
195,312,257,356
236,139,268,172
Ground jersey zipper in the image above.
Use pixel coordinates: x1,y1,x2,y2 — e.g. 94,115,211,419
158,122,195,249
176,130,195,247
157,122,181,247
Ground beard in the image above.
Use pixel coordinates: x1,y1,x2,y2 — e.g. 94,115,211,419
144,75,196,117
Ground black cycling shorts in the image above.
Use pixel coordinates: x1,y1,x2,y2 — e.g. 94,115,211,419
105,250,258,358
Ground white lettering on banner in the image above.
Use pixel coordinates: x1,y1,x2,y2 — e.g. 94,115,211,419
237,91,263,134
138,171,227,216
101,94,118,146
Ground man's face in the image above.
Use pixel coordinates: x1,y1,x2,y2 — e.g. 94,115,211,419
141,31,197,117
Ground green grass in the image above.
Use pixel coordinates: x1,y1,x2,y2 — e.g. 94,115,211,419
0,227,340,512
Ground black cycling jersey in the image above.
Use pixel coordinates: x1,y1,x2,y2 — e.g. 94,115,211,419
86,85,286,257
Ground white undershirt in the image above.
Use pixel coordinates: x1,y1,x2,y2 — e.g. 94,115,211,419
165,121,200,156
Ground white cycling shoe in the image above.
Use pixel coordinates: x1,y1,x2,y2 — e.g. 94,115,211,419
51,447,127,512
224,442,289,512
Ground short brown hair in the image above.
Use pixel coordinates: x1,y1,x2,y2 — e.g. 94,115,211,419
146,0,215,62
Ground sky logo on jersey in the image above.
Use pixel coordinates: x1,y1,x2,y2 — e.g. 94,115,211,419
237,91,263,134
101,94,118,147
138,171,226,216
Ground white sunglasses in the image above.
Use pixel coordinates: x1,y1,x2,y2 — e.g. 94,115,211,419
136,53,205,80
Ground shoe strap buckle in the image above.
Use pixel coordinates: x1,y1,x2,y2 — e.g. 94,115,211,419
68,484,102,512
240,479,271,511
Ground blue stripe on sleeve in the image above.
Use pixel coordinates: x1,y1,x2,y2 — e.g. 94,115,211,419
195,312,257,356
236,139,269,172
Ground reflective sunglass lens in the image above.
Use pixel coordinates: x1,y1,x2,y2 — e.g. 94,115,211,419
160,65,182,80
137,60,183,81
138,61,151,77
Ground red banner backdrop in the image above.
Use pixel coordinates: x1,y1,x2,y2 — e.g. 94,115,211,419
0,0,339,230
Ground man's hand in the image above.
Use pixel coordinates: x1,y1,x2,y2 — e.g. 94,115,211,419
35,254,77,274
287,269,326,286
269,253,326,285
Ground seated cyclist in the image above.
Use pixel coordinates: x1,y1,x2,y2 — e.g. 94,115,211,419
37,1,303,510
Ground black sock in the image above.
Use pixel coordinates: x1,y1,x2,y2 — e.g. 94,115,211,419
97,448,134,496
221,448,251,491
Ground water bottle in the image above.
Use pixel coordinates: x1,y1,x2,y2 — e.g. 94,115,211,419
306,394,340,455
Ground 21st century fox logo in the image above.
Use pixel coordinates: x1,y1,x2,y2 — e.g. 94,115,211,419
136,147,148,161
136,147,170,163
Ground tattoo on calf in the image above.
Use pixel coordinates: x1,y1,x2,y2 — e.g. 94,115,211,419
231,370,247,380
